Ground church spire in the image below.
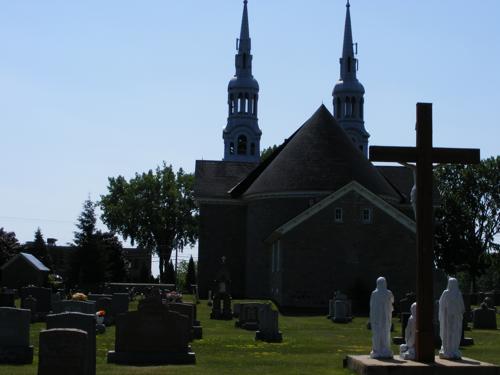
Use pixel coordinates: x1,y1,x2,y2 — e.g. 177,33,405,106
333,0,369,157
222,0,261,163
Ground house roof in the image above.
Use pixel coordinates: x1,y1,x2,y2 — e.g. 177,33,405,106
265,180,416,244
234,105,401,201
1,252,50,272
194,160,258,199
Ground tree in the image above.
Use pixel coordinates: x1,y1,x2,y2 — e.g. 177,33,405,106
260,145,278,161
71,199,105,286
97,231,128,282
0,228,21,268
434,156,500,292
185,255,197,290
165,260,176,285
24,228,52,269
100,163,198,282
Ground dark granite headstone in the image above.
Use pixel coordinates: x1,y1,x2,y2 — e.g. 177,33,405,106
53,300,96,315
19,286,51,316
107,298,195,365
473,303,497,329
46,312,96,375
255,307,282,342
38,328,89,375
169,303,200,341
0,291,15,307
0,307,33,364
111,293,129,317
236,303,269,330
21,295,37,322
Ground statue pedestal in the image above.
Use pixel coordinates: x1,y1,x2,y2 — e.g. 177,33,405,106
344,355,500,375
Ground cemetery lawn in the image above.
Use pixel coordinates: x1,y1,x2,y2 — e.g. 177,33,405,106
5,298,500,375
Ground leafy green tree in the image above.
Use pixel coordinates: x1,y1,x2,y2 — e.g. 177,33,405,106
100,163,198,282
185,255,197,290
434,156,500,292
24,228,52,269
0,228,21,268
260,145,278,161
71,199,105,286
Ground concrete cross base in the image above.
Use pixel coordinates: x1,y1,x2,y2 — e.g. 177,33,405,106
344,355,500,375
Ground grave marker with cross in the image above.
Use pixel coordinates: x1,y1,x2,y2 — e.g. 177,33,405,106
369,103,480,363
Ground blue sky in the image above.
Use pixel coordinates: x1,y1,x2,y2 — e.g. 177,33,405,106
1,1,499,270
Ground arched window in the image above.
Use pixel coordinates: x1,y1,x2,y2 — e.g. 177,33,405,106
250,143,255,155
336,97,342,118
229,142,235,155
253,94,258,115
237,135,247,155
360,98,364,119
351,97,357,118
245,93,249,113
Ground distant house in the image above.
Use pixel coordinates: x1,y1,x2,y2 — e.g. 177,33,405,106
0,252,50,289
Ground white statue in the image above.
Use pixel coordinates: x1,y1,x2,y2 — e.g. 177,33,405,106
399,302,417,360
438,277,464,359
370,277,394,359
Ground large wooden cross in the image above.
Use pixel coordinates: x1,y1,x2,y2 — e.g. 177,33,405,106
369,103,480,363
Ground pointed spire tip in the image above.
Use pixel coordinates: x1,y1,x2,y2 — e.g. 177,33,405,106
346,0,350,8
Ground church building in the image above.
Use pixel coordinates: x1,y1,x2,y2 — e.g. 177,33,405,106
194,1,418,311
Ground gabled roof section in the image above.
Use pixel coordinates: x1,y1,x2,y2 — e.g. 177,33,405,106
194,160,258,199
265,180,416,243
234,105,401,200
1,252,50,272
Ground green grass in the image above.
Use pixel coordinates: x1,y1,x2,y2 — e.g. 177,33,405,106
4,298,500,375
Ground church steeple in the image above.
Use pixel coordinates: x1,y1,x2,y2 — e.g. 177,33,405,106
333,0,369,157
223,0,261,163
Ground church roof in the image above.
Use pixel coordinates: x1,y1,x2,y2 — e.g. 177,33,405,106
233,105,401,201
194,160,258,199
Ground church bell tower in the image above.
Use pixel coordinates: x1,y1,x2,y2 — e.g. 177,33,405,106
223,0,261,162
333,0,369,157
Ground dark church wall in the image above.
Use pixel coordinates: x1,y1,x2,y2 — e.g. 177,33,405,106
197,202,247,298
245,196,318,298
277,191,416,312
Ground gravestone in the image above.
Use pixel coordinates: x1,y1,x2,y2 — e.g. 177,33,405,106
107,298,195,365
46,312,96,375
209,257,233,320
483,296,496,311
21,295,37,322
53,300,96,315
255,307,282,342
236,303,269,330
19,286,52,317
0,289,15,307
0,307,33,364
233,302,241,318
111,293,129,317
168,303,196,341
333,300,353,323
473,303,497,330
38,328,89,375
399,292,416,315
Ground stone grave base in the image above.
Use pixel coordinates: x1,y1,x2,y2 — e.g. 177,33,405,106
255,330,283,343
210,312,232,320
235,321,259,330
0,345,34,364
107,350,196,365
193,326,203,340
345,355,500,375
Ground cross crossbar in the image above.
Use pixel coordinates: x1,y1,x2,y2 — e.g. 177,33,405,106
370,146,480,164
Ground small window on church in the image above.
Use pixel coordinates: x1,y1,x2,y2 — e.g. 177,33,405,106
250,143,255,155
229,142,235,155
334,207,343,223
361,208,372,224
237,135,247,155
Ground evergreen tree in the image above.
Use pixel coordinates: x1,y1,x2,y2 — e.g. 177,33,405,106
185,255,197,289
24,228,52,269
71,199,105,287
97,231,128,282
0,228,21,267
165,260,176,285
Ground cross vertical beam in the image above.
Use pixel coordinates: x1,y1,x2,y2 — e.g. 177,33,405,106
415,103,435,362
